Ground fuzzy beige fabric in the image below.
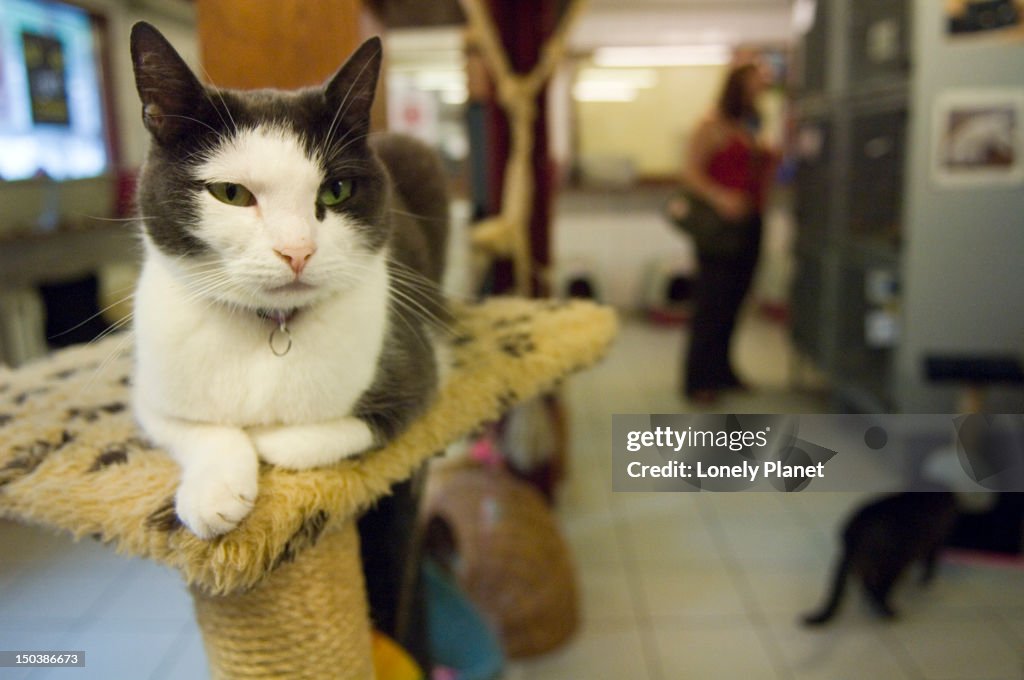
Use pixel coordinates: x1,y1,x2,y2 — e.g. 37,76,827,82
0,297,616,595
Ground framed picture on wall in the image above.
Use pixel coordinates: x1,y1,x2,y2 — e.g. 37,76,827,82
945,0,1024,42
932,88,1024,186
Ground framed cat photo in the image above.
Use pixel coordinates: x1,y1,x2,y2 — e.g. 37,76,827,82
932,87,1024,187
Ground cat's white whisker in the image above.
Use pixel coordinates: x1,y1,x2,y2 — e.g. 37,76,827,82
74,214,151,224
196,64,239,137
387,207,449,223
75,329,135,400
389,284,446,327
324,132,372,165
387,262,455,297
322,42,381,152
155,113,226,138
86,314,135,347
386,298,434,353
49,292,137,342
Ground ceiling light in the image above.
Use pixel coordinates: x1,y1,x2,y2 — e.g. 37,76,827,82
572,82,640,102
593,45,731,68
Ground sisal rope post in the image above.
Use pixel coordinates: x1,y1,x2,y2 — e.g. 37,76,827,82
191,520,373,680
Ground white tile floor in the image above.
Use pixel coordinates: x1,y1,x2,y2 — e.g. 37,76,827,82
2,192,1022,679
503,315,1024,680
2,313,1021,679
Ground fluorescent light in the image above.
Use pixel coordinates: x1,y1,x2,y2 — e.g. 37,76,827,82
577,68,658,88
572,68,657,102
572,82,639,102
412,70,466,91
593,45,731,67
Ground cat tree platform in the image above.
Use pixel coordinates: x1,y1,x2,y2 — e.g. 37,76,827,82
0,297,616,679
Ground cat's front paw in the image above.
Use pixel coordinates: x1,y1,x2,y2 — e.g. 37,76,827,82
249,417,375,470
175,447,259,539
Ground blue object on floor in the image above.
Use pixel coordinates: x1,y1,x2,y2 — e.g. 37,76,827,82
423,559,504,680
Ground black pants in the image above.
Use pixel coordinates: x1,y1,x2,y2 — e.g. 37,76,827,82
683,217,761,395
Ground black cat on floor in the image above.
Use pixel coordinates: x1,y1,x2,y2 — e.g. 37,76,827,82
803,491,959,626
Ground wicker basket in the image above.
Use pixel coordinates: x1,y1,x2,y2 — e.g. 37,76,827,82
423,463,578,658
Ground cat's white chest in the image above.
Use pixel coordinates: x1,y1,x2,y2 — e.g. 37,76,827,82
133,251,389,427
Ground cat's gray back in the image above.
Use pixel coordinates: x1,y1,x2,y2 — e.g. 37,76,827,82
373,134,449,284
355,134,451,444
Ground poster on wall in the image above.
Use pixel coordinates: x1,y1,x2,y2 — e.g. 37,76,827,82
945,0,1024,41
386,79,440,145
21,31,71,126
933,88,1024,187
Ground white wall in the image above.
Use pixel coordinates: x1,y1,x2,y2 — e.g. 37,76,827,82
575,63,726,179
574,62,787,179
564,0,793,181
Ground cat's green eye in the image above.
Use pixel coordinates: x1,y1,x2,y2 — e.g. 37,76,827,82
207,182,256,207
318,179,353,207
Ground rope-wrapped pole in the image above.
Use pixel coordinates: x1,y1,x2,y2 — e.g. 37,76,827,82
191,520,374,679
461,0,589,295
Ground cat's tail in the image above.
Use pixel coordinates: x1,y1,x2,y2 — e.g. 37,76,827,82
802,553,851,626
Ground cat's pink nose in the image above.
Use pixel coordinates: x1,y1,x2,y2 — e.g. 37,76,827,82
274,245,315,276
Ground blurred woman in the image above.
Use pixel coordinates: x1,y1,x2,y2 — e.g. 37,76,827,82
681,61,775,403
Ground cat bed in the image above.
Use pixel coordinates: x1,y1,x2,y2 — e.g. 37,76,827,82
0,297,616,679
422,463,578,658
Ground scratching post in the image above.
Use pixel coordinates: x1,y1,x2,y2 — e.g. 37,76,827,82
192,521,372,680
0,298,616,679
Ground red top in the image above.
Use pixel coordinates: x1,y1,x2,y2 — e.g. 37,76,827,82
706,133,769,210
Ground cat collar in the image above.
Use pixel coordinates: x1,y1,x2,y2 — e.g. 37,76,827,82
257,308,298,357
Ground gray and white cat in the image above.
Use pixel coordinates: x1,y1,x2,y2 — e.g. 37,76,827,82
129,23,449,538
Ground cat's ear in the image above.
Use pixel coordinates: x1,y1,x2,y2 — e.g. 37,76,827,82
130,22,206,144
324,37,383,132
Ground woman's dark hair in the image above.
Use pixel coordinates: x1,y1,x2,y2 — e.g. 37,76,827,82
717,62,761,122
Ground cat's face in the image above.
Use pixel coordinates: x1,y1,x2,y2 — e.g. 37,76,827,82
130,22,388,312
